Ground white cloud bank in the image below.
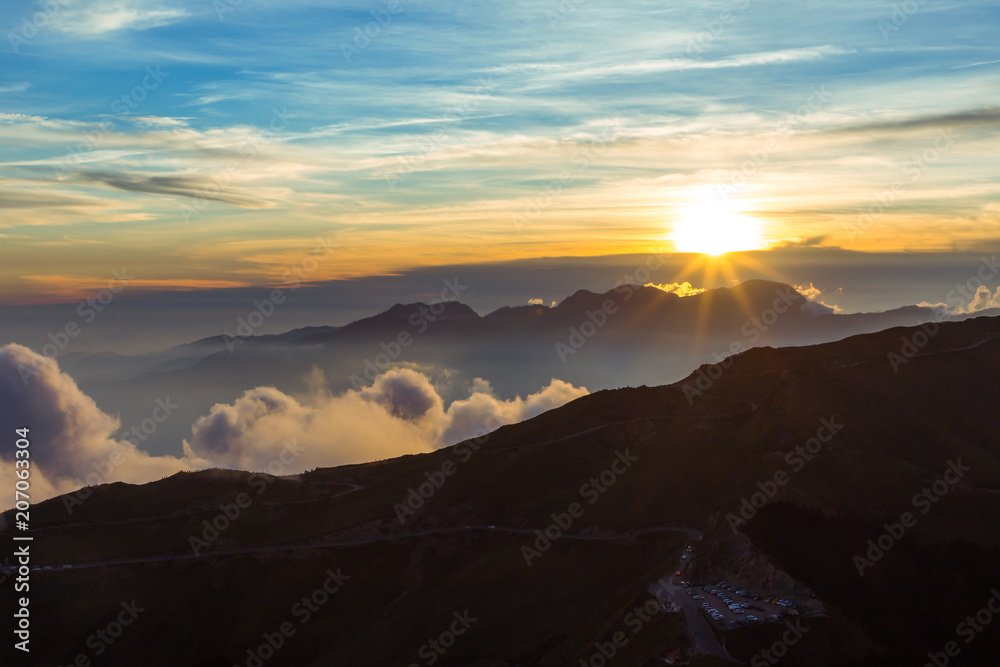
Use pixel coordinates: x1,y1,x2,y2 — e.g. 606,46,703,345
182,368,588,472
919,285,1000,316
0,344,195,504
0,344,587,505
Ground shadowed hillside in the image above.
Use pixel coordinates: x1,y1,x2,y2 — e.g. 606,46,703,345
3,315,1000,665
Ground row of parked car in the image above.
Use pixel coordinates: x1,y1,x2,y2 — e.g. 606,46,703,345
705,586,753,615
700,602,726,623
714,581,761,601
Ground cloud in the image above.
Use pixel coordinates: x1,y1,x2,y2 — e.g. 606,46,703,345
70,171,267,207
795,282,842,315
0,347,589,506
440,377,589,445
0,344,196,505
773,236,830,249
968,286,1000,312
359,370,443,421
3,0,1000,264
951,60,1000,70
131,116,191,128
50,0,189,37
920,286,1000,315
0,190,93,209
795,282,823,301
647,282,706,297
487,46,850,82
837,107,1000,136
183,368,589,473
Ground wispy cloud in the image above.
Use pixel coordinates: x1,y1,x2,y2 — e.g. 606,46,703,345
487,45,851,81
834,107,1000,135
50,0,189,37
0,190,91,209
69,170,274,207
1,0,999,300
952,59,1000,69
131,116,192,128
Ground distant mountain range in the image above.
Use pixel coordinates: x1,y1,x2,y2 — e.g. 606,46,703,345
52,280,995,458
190,279,976,351
7,314,1000,665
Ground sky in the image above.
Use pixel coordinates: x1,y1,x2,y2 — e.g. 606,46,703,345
2,1,1000,500
1,0,999,309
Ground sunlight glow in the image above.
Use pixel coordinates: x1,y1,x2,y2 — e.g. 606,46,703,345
671,199,765,255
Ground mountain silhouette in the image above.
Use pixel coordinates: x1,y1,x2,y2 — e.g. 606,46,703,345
6,315,1000,665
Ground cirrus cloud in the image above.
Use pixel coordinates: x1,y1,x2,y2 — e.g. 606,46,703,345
50,0,189,37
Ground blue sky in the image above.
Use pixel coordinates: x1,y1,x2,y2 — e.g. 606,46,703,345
1,0,999,305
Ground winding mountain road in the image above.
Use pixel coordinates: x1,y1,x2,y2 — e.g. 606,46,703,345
7,523,700,573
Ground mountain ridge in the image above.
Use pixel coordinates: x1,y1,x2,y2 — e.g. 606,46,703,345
5,315,1000,665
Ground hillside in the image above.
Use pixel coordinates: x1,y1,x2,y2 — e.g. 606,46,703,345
3,315,1000,665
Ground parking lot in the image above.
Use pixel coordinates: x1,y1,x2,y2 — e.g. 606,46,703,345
680,581,804,630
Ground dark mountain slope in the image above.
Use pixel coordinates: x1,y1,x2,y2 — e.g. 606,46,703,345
5,317,1000,666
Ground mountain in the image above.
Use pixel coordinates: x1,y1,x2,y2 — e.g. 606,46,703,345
4,315,999,665
61,280,988,459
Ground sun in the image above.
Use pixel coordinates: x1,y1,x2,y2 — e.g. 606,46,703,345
671,199,765,255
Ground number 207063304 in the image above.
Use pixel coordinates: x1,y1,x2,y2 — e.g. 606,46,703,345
14,427,31,527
